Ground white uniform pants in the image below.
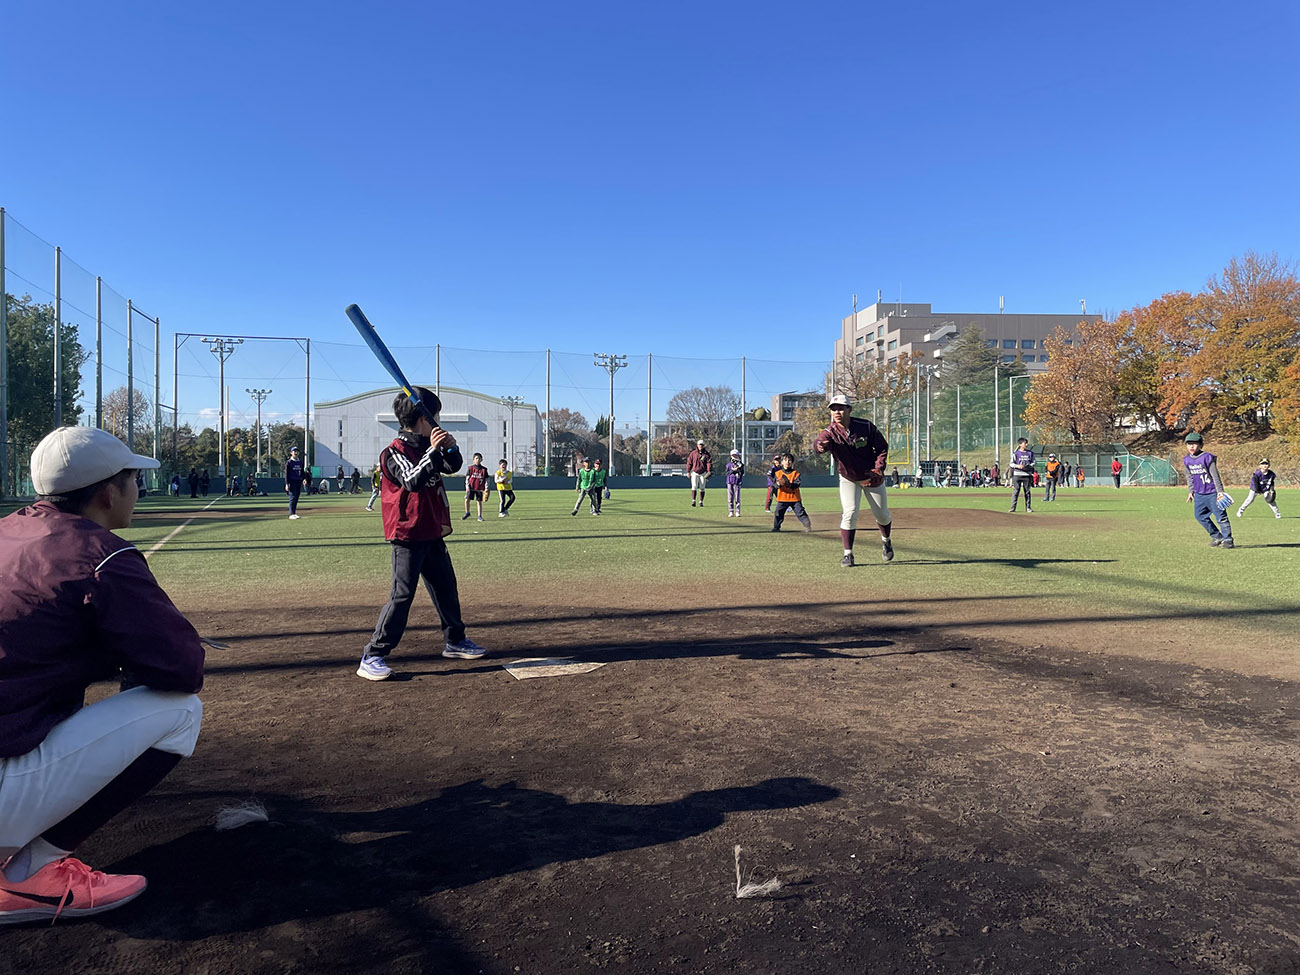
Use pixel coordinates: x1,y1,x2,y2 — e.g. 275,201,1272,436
1238,490,1280,516
689,472,708,492
0,687,202,857
839,476,892,530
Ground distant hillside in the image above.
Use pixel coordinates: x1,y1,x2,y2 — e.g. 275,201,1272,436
1126,430,1299,487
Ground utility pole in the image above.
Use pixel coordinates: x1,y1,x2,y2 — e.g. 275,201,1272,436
203,337,242,475
593,353,627,474
502,395,525,472
247,387,271,474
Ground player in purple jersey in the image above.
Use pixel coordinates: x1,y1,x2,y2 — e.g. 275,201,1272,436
1182,432,1233,548
1008,438,1034,514
1237,458,1281,520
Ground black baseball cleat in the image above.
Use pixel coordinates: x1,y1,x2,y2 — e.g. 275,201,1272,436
840,553,854,568
461,512,470,520
882,538,894,562
1221,538,1234,549
1209,537,1222,547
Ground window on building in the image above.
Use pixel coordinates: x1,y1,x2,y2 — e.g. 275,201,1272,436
337,442,343,459
338,420,343,436
1002,339,1016,349
986,339,998,348
1021,339,1035,349
855,352,864,362
1001,354,1016,363
876,325,884,338
887,339,898,351
855,336,864,346
888,357,896,366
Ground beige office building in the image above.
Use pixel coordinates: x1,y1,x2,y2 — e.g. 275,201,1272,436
834,301,1099,374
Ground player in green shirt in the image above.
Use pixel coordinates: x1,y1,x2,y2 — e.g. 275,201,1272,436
571,457,595,516
588,458,607,515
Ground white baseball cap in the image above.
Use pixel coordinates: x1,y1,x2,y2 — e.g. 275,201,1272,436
730,448,740,456
697,439,705,445
31,426,160,494
828,393,852,408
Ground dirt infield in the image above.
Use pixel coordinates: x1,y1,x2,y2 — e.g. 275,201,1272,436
9,572,1300,974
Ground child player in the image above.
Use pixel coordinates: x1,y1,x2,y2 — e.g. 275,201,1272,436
770,454,812,532
1237,457,1281,520
1182,432,1233,549
495,459,516,517
462,453,489,522
1008,437,1034,514
814,393,892,566
589,458,607,515
725,449,745,517
571,457,595,515
358,387,487,681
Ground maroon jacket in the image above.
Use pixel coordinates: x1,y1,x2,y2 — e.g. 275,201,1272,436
379,431,461,542
0,502,204,758
814,416,889,482
686,448,713,476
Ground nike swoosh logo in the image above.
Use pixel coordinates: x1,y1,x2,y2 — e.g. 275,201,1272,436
0,888,71,907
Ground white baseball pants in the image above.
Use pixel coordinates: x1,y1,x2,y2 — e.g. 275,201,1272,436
0,687,202,857
839,476,892,530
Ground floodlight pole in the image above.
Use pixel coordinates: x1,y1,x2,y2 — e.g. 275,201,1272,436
247,388,271,474
594,353,627,474
502,395,525,473
203,337,242,474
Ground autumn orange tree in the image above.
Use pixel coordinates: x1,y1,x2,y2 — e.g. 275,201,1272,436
1273,357,1300,439
1194,252,1300,429
1116,253,1299,432
1112,290,1204,433
1024,321,1124,442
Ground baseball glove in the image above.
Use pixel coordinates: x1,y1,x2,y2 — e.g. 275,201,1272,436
1266,488,1276,504
861,471,884,488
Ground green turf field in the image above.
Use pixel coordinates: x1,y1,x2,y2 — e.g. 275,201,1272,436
102,485,1299,649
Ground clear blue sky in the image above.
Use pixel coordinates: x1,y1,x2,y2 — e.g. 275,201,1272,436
3,0,1297,429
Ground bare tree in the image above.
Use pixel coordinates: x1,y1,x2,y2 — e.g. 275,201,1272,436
664,385,740,445
102,385,151,441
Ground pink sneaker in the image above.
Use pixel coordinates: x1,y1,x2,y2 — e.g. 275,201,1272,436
0,857,147,924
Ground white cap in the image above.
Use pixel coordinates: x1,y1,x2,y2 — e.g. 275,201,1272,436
697,439,705,445
31,426,160,494
828,393,852,408
730,448,740,456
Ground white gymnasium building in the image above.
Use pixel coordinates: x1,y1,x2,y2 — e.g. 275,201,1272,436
313,386,542,476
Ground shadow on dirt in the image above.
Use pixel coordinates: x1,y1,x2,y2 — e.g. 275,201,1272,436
106,776,839,939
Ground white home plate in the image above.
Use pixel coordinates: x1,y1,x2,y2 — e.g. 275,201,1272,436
503,658,607,680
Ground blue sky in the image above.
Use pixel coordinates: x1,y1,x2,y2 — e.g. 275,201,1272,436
2,0,1297,430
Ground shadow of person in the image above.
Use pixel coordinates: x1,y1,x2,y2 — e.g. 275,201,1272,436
108,776,839,939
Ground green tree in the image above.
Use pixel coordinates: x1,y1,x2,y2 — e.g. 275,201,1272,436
934,323,1014,389
195,427,220,469
267,421,307,471
4,293,88,450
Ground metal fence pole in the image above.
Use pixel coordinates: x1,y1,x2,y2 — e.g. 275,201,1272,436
956,385,962,468
95,277,102,429
54,247,62,426
304,339,311,462
127,299,134,449
646,352,652,474
545,348,551,476
154,317,161,464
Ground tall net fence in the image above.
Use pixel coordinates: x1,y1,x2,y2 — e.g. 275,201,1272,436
5,207,1103,495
